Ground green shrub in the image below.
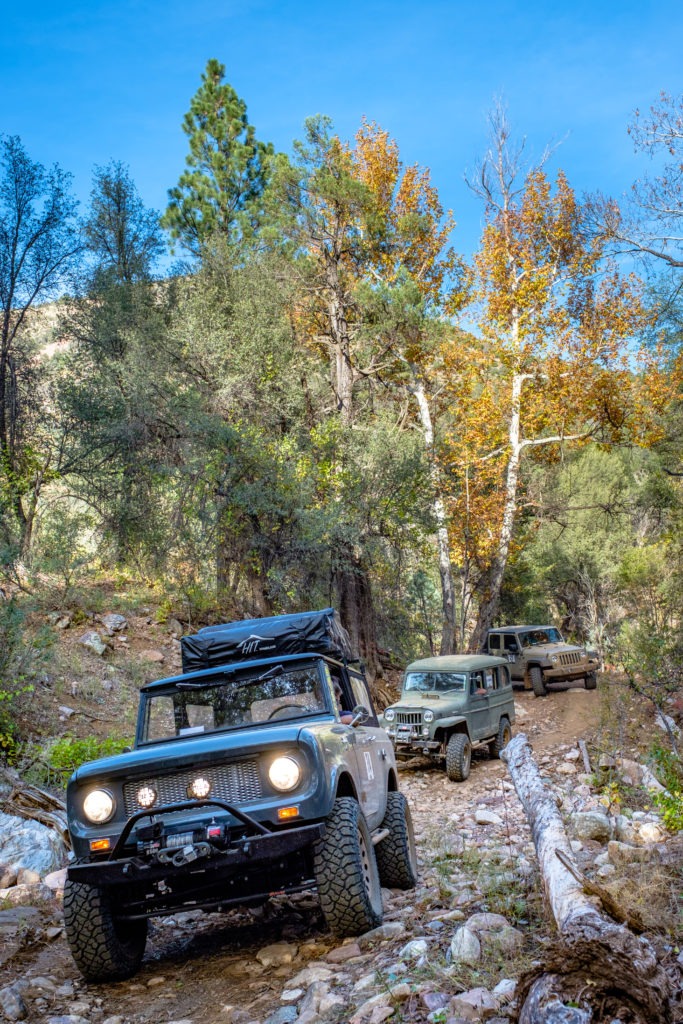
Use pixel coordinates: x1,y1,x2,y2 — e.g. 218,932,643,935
0,598,50,759
45,736,131,779
650,744,683,832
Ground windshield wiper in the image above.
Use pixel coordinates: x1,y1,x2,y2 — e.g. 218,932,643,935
176,663,286,692
176,669,236,691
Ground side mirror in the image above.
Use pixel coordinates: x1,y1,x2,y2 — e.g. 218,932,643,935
350,705,370,726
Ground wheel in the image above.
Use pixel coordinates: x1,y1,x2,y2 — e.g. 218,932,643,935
489,717,512,759
446,733,471,781
314,797,383,936
375,792,418,890
63,878,147,981
530,665,547,697
585,672,597,690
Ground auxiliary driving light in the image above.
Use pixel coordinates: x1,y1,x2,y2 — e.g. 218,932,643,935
187,776,212,799
137,785,157,809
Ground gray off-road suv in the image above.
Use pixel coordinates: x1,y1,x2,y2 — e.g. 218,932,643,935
63,609,417,982
484,625,599,696
379,655,515,782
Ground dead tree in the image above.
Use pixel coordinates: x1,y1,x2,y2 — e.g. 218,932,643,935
501,734,673,1023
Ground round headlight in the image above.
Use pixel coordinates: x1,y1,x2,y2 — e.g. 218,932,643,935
268,756,301,792
188,776,212,799
550,655,558,663
83,789,115,824
384,708,395,722
423,710,434,723
137,785,157,809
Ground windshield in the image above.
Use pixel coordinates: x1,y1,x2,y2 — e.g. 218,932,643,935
519,628,563,647
142,663,328,743
404,671,467,693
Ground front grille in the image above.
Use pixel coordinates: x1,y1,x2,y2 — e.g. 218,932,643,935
396,711,422,726
123,759,264,817
558,652,582,666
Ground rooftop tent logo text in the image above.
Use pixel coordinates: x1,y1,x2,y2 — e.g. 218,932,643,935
236,634,277,655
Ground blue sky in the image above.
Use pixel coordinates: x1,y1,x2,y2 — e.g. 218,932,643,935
2,0,682,258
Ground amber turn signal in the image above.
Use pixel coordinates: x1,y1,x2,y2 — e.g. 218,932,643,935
89,838,111,852
277,806,299,820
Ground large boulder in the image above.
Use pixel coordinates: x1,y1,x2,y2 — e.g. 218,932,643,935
0,812,68,877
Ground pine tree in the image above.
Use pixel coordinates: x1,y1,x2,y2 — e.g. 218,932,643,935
162,59,273,254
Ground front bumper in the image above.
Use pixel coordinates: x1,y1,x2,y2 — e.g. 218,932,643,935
543,662,597,681
68,798,323,888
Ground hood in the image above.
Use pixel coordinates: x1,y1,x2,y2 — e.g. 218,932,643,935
70,723,308,786
385,692,468,712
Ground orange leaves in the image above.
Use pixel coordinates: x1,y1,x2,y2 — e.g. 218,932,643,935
351,118,456,301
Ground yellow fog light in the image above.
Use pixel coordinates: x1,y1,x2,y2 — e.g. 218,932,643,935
187,776,211,799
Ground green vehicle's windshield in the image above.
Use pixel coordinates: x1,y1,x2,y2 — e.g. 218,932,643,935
142,663,328,743
404,671,467,693
519,628,563,647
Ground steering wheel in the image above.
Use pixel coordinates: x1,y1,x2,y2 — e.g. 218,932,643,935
267,704,304,720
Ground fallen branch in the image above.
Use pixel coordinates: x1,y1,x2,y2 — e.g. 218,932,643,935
501,733,673,1023
577,739,591,774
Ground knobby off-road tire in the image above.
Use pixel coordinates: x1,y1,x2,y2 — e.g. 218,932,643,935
489,717,512,759
63,878,148,982
375,792,418,890
314,797,383,936
446,733,471,781
585,672,597,690
530,665,547,697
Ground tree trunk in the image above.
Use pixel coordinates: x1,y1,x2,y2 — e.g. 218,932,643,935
469,366,525,650
325,259,355,426
410,375,456,654
501,734,674,1023
334,547,382,683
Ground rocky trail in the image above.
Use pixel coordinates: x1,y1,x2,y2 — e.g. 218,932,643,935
1,686,681,1024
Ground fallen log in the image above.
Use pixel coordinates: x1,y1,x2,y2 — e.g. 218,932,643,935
501,733,673,1023
0,764,70,846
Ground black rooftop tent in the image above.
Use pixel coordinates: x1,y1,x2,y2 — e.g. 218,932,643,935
180,608,355,673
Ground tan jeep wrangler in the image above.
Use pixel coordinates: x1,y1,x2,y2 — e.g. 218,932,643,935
484,625,599,697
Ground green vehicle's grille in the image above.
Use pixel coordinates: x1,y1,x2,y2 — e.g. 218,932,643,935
122,759,264,816
396,711,422,726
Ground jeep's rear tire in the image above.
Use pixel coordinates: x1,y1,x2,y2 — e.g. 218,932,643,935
63,878,147,981
530,665,547,697
314,797,383,936
585,672,597,690
446,733,471,781
375,792,418,890
489,717,512,759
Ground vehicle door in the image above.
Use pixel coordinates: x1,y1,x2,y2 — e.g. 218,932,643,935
468,670,491,741
501,633,523,680
346,669,387,824
488,666,512,727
